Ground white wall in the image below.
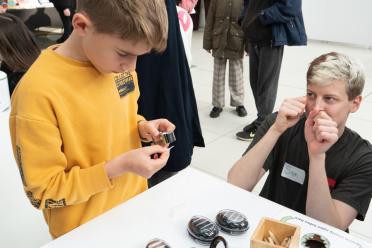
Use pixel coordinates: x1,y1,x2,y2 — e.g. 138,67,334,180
302,0,372,47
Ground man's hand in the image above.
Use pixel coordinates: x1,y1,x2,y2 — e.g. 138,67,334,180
305,109,338,155
272,96,306,134
138,119,175,144
104,145,170,179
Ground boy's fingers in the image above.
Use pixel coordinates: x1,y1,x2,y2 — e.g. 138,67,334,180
149,150,170,171
146,145,167,155
158,149,170,159
158,119,175,132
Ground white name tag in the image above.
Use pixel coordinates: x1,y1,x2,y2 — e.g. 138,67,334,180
281,162,305,185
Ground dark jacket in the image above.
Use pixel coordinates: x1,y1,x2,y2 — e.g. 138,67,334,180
203,0,245,60
242,0,307,46
136,0,205,172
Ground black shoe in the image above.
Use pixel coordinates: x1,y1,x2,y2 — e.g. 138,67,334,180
210,107,223,118
236,127,257,141
236,106,247,117
243,120,258,132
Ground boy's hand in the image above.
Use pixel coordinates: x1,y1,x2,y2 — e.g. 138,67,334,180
305,109,338,156
124,145,170,178
272,96,306,134
138,119,175,144
104,145,170,179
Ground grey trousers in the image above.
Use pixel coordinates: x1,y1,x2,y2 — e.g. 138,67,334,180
212,57,244,108
249,43,284,125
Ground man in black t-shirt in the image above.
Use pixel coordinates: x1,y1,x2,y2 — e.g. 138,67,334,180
228,52,372,231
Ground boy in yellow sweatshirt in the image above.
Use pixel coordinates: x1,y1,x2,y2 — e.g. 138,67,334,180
9,0,173,238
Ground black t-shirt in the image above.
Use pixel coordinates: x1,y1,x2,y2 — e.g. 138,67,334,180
245,113,372,221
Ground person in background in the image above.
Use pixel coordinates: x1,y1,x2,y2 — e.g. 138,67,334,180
236,0,307,141
0,13,40,96
175,0,198,66
49,0,76,43
137,0,205,187
203,0,247,118
229,52,372,231
10,0,173,238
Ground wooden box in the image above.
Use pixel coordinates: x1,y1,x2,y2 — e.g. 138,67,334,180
250,217,300,248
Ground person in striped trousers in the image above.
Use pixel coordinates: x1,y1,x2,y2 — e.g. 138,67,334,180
203,0,247,118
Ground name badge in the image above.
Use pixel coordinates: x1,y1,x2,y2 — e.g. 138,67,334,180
115,72,135,98
281,162,305,185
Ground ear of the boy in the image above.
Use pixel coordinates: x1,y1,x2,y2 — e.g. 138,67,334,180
72,12,94,36
350,95,362,113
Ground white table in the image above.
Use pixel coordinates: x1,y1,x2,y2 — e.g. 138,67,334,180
0,110,51,248
42,167,372,248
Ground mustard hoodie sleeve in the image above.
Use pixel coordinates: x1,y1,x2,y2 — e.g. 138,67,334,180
10,114,113,210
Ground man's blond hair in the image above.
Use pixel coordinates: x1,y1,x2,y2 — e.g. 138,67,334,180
77,0,168,52
307,52,365,100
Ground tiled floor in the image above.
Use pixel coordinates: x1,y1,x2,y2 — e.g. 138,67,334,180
189,30,372,243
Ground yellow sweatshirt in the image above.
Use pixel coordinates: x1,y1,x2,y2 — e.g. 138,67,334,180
9,47,147,238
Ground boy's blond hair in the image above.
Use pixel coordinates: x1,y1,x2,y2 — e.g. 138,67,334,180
77,0,168,52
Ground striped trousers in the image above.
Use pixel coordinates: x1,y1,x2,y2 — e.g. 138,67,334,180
212,57,244,108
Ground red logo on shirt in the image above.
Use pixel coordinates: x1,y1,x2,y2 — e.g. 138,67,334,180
327,178,336,189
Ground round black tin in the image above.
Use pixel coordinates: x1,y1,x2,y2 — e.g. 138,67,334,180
146,238,171,248
187,216,219,245
216,209,249,235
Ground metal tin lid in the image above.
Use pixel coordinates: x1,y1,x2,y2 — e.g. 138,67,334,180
187,216,219,245
160,131,176,144
216,209,249,235
146,238,171,248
